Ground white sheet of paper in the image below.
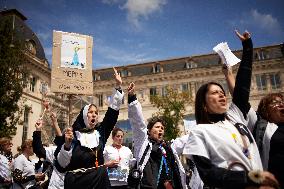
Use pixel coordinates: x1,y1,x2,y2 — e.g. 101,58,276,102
213,42,241,67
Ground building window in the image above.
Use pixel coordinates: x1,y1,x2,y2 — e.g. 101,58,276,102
260,50,269,60
25,40,36,55
153,64,161,73
22,107,29,142
120,70,128,77
150,87,157,96
256,74,267,91
255,50,269,60
93,74,100,81
162,86,167,97
181,83,189,92
270,73,281,89
185,60,197,69
30,76,36,92
98,94,103,107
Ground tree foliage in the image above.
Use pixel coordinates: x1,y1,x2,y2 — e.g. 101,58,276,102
0,17,29,137
150,87,193,141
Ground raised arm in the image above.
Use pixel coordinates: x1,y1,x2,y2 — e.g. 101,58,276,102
57,127,73,168
97,67,124,145
50,112,62,137
222,65,235,97
232,30,253,118
32,119,47,159
127,82,148,158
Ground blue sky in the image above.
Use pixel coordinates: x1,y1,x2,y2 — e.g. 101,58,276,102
2,0,284,69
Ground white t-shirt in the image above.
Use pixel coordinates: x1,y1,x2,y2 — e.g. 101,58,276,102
103,145,133,186
13,154,36,189
183,103,263,171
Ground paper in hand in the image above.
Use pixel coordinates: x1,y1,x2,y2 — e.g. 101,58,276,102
213,42,241,67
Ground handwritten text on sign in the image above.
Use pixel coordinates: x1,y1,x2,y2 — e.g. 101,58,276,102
63,70,83,79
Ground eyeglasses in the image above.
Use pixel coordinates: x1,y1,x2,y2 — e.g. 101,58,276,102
270,99,284,107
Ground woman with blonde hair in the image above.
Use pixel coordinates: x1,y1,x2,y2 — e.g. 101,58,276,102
0,137,13,189
12,139,45,189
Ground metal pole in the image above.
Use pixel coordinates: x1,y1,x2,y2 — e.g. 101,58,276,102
68,95,72,127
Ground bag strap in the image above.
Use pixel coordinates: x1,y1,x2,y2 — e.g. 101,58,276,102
137,144,150,167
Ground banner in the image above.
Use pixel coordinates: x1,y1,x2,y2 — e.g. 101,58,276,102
51,31,93,95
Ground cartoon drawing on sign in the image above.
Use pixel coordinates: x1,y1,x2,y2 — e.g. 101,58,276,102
61,34,86,69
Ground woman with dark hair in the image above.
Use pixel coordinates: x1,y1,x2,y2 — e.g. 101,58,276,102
0,137,13,189
127,82,203,189
12,139,45,189
103,127,133,189
253,93,284,188
182,30,279,189
55,67,124,189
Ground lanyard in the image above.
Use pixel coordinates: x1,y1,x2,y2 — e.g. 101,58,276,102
156,145,169,186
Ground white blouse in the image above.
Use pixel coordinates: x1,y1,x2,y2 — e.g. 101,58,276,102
103,145,133,186
13,154,36,189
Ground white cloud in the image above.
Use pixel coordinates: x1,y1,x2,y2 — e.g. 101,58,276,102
231,9,283,36
95,42,152,67
122,0,167,28
250,9,282,35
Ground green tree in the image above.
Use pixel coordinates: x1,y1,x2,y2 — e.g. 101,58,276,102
150,87,193,141
0,17,29,137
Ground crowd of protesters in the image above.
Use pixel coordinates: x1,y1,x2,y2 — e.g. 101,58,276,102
1,31,283,189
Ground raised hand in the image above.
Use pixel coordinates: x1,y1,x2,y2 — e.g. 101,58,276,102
35,119,44,131
127,82,135,96
113,67,122,87
222,64,233,78
235,30,251,41
64,127,73,149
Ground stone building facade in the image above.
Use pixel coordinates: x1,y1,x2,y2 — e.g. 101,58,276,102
93,42,284,147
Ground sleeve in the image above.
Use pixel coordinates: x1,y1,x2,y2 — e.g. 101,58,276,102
98,89,123,145
45,146,57,163
193,156,257,189
182,129,210,159
32,131,46,159
171,134,190,156
128,95,148,158
232,38,253,118
57,145,73,168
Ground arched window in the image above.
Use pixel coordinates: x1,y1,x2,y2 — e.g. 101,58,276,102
25,40,36,55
